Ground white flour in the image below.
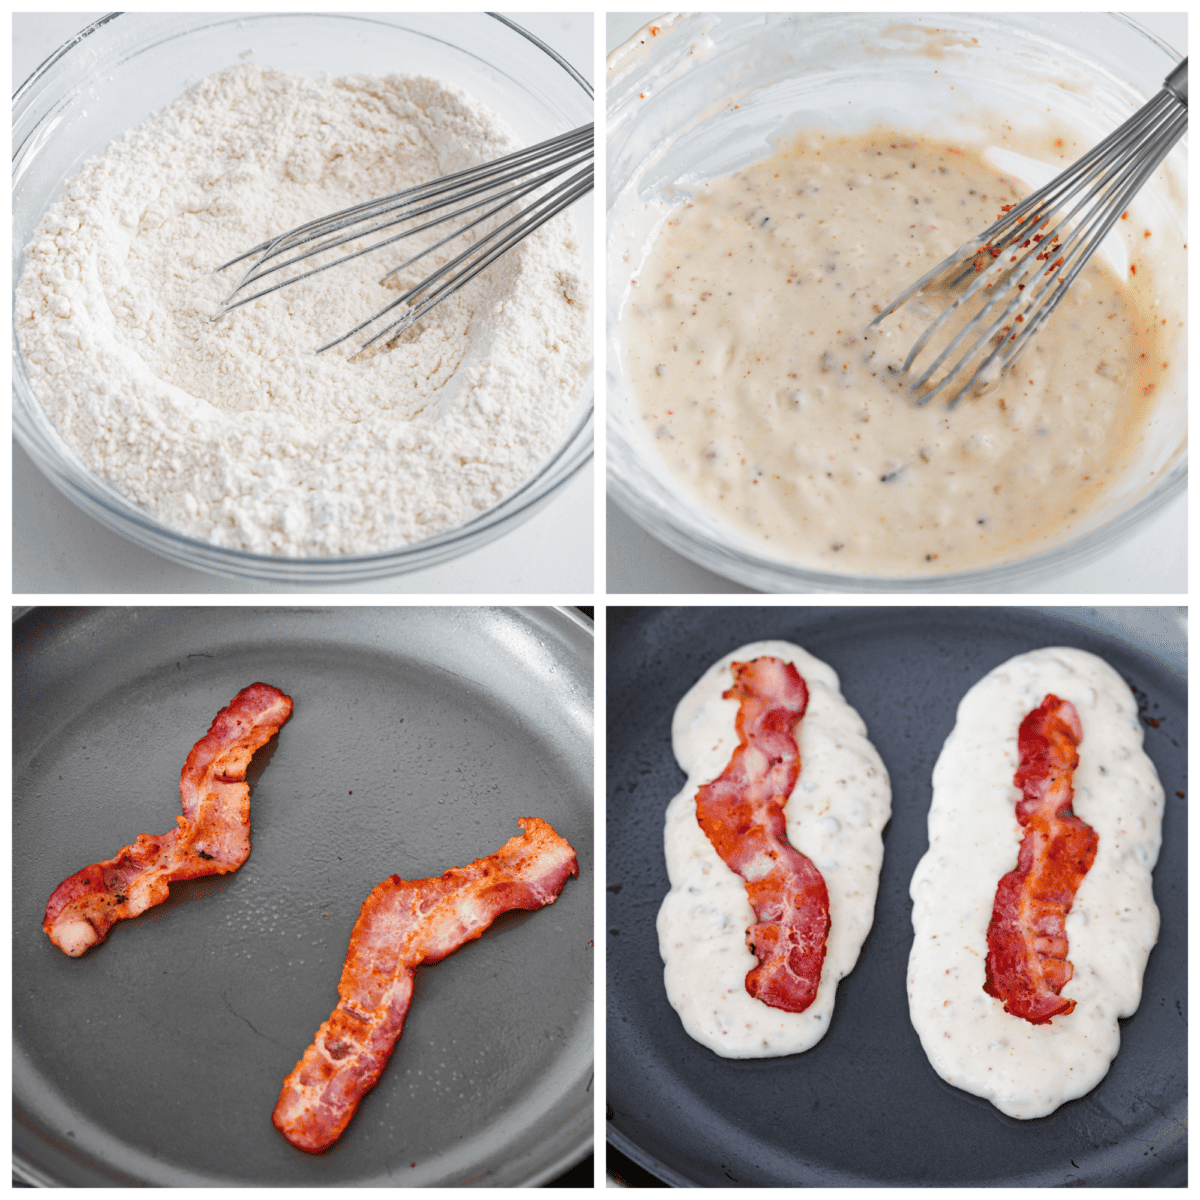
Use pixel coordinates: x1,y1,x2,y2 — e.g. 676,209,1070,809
17,65,590,556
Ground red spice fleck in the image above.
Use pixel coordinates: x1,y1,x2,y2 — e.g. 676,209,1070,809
1130,264,1137,275
650,25,660,35
1144,230,1152,238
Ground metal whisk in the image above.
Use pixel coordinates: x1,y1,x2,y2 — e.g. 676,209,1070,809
215,123,593,355
870,58,1187,408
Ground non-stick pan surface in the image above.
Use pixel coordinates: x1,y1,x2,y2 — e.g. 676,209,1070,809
15,606,593,1187
606,606,1185,1187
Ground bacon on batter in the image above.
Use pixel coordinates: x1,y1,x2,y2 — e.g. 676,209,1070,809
695,657,829,1014
984,694,1098,1024
43,683,294,957
272,816,578,1153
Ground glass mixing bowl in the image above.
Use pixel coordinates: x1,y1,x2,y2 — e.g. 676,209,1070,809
13,12,593,584
607,12,1186,593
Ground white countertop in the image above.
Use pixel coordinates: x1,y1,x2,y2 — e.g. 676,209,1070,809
13,13,595,596
604,12,1187,597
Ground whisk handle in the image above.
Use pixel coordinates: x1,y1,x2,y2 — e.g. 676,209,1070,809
1163,57,1187,106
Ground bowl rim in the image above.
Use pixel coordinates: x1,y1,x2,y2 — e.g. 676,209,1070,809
12,11,595,583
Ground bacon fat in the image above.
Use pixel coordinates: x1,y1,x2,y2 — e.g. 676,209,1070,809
695,657,830,1013
43,683,294,957
983,694,1098,1024
272,817,578,1153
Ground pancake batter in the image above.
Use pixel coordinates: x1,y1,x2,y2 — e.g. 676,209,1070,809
908,647,1163,1118
658,640,890,1057
622,130,1166,575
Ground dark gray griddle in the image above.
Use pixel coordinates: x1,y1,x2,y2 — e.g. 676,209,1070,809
606,606,1186,1187
14,606,593,1187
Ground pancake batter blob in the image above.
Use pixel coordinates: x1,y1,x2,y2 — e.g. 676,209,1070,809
623,130,1164,575
908,648,1163,1118
658,640,889,1057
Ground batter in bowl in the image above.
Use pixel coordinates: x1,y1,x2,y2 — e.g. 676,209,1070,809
622,129,1170,575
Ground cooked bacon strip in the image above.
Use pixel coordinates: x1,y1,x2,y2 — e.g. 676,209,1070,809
272,817,578,1153
984,694,1098,1024
43,683,293,957
695,657,829,1014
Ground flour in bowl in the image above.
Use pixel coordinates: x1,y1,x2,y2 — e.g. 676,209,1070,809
16,65,590,556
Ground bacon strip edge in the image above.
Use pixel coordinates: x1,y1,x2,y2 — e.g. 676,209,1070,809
983,693,1098,1024
42,682,294,957
272,816,579,1154
695,656,830,1014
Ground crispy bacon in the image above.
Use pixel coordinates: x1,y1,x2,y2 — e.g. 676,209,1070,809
272,817,578,1153
984,694,1098,1024
43,683,293,957
695,657,829,1013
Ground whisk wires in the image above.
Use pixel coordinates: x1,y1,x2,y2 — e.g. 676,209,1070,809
870,63,1187,408
214,123,593,355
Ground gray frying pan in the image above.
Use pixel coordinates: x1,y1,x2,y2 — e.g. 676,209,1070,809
14,606,593,1186
606,606,1185,1187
